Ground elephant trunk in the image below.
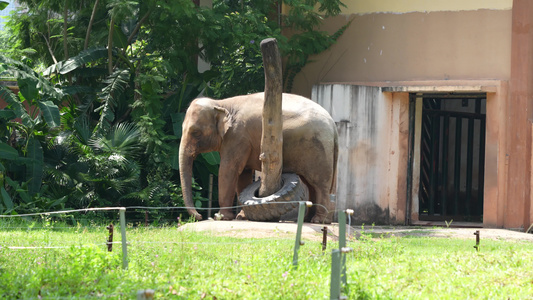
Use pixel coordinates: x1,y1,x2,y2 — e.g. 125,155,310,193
179,143,203,221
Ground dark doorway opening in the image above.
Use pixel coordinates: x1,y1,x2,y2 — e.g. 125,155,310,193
418,94,486,222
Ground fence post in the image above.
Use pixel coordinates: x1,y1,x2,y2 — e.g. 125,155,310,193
330,249,341,300
293,201,312,267
338,209,354,286
119,207,128,269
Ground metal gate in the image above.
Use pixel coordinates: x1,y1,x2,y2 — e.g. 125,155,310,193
418,94,486,222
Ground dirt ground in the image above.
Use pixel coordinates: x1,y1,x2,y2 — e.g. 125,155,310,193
179,219,533,242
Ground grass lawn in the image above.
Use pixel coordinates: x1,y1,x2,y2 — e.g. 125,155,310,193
0,220,532,299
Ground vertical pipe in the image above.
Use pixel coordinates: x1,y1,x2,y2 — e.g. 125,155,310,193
119,208,128,269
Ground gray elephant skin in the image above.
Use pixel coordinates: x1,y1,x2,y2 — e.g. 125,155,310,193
179,92,338,223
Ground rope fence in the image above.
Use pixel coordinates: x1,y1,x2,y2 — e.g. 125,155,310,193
0,201,355,299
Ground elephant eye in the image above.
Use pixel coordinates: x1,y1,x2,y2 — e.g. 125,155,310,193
190,129,202,137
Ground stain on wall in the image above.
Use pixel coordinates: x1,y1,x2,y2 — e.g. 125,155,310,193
313,84,393,224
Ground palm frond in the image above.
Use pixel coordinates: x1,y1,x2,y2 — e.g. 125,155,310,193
0,55,64,102
43,47,109,76
0,86,33,127
95,69,130,134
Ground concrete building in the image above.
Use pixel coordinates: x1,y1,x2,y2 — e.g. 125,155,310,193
291,0,533,231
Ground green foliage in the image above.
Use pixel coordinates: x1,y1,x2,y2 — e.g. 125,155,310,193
206,0,349,97
0,0,347,216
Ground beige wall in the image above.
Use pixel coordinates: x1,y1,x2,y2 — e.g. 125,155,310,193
291,9,512,97
340,0,512,14
303,2,533,230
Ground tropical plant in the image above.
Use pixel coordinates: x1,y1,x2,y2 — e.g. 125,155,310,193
0,54,63,213
0,0,347,216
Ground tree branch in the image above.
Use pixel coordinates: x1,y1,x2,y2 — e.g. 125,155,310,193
62,0,69,60
84,0,100,50
40,32,58,65
114,8,152,70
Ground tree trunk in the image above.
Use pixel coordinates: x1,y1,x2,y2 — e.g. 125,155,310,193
258,38,283,197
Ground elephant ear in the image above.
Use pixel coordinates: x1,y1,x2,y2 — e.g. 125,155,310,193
214,106,232,138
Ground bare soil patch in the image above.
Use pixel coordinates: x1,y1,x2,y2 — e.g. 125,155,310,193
179,220,533,242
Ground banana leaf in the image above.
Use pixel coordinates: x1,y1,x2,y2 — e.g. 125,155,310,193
26,138,44,195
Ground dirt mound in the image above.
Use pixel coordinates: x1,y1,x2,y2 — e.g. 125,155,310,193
179,220,533,242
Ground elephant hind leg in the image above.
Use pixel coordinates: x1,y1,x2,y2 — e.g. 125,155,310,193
301,178,334,223
307,183,334,224
302,181,316,222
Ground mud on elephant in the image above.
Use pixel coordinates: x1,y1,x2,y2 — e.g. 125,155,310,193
178,92,338,223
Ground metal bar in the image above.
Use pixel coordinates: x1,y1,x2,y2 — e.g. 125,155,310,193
405,95,416,225
466,117,475,217
119,208,128,269
453,117,462,215
421,93,487,99
473,230,480,252
338,210,346,249
478,116,486,216
144,211,148,227
341,210,354,285
428,113,440,215
337,209,347,285
330,249,341,300
292,201,307,267
441,116,450,216
322,227,328,252
106,224,114,252
423,109,485,119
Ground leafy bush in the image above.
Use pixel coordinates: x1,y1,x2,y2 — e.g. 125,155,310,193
0,0,347,216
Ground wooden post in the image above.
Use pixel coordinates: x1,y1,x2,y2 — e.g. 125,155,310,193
259,38,283,197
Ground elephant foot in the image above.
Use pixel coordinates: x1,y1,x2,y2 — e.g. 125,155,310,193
310,214,332,224
189,211,203,221
219,209,235,220
236,210,247,220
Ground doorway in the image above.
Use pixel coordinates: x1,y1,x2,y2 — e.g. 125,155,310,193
417,94,486,222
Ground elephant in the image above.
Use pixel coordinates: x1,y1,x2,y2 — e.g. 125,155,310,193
179,92,338,223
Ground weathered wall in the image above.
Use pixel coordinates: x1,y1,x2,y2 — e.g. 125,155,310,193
314,81,507,226
290,4,512,98
302,1,533,230
312,84,407,224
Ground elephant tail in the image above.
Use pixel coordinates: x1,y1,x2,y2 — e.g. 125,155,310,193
330,127,339,194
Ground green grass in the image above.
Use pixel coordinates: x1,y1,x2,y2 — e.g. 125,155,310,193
1,220,533,299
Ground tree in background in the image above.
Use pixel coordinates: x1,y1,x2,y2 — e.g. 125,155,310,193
0,0,347,217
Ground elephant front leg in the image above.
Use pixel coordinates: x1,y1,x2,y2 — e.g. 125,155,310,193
235,169,254,220
217,168,242,220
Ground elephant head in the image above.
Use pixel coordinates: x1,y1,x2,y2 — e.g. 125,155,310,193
179,98,231,220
